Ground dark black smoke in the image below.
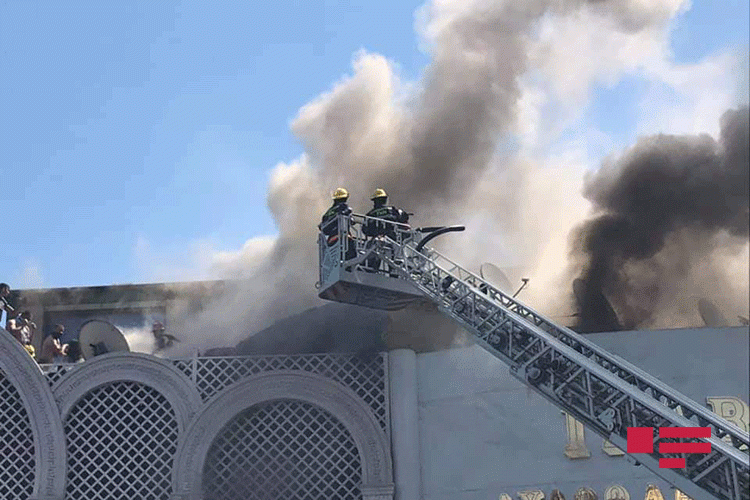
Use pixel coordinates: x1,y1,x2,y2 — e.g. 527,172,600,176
574,107,749,332
235,303,389,355
231,300,463,356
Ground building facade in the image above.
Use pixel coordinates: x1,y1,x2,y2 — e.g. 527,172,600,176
0,331,393,500
1,282,747,500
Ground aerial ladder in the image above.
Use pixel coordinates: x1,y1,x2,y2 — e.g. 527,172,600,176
316,213,750,500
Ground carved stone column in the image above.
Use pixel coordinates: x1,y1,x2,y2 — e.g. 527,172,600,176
388,349,421,500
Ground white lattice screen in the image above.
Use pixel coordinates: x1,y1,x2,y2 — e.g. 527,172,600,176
43,363,77,386
0,369,35,500
203,399,362,500
172,353,389,434
29,353,389,499
64,381,179,500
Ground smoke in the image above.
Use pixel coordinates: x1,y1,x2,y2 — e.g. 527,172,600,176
163,0,721,353
121,326,157,354
573,106,749,331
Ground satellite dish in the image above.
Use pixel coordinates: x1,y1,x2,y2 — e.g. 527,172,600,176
697,298,729,328
479,263,513,293
78,320,130,360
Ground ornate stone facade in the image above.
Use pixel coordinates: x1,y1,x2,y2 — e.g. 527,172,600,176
3,324,747,500
0,330,393,500
0,330,66,500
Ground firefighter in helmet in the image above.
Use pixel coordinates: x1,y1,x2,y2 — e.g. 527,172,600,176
363,188,409,272
319,187,356,260
363,188,408,239
152,321,179,351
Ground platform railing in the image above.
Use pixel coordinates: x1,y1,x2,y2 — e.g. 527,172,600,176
317,213,415,286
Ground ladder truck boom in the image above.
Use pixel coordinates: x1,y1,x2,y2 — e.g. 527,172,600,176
317,213,750,500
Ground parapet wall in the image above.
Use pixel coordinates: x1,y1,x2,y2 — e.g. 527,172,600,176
2,326,747,500
0,328,393,500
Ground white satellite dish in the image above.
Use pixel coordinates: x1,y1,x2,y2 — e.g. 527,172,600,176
78,320,130,360
697,298,729,328
479,263,513,293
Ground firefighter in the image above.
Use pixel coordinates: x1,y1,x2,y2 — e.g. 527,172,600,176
319,188,356,261
152,321,179,351
363,188,409,272
363,188,408,239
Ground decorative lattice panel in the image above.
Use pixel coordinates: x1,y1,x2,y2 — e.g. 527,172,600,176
0,369,35,500
64,381,179,500
203,400,362,500
42,363,79,386
173,353,389,433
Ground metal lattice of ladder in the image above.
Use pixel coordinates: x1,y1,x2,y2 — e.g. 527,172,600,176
318,213,750,500
0,369,35,500
172,353,389,433
203,400,362,500
64,381,179,500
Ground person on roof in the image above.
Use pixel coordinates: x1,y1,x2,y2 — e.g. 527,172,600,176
64,340,84,363
38,324,68,364
0,283,14,328
7,310,37,359
152,321,179,351
319,188,356,260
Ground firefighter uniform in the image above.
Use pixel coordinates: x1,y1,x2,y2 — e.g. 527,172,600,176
320,188,356,260
363,189,409,272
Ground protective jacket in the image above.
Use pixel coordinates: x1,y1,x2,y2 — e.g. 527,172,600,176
320,202,352,237
364,206,408,238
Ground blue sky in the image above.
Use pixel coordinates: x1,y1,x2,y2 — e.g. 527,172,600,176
0,0,747,289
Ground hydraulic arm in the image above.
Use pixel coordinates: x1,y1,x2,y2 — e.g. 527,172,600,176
317,214,750,500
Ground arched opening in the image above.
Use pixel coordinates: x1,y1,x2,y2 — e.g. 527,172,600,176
0,368,36,500
172,370,393,500
203,399,362,500
0,330,67,500
63,381,179,500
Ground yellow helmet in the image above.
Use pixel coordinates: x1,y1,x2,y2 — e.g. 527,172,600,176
371,188,387,200
332,187,349,200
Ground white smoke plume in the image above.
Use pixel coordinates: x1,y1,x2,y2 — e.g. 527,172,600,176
162,0,747,354
121,326,157,354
